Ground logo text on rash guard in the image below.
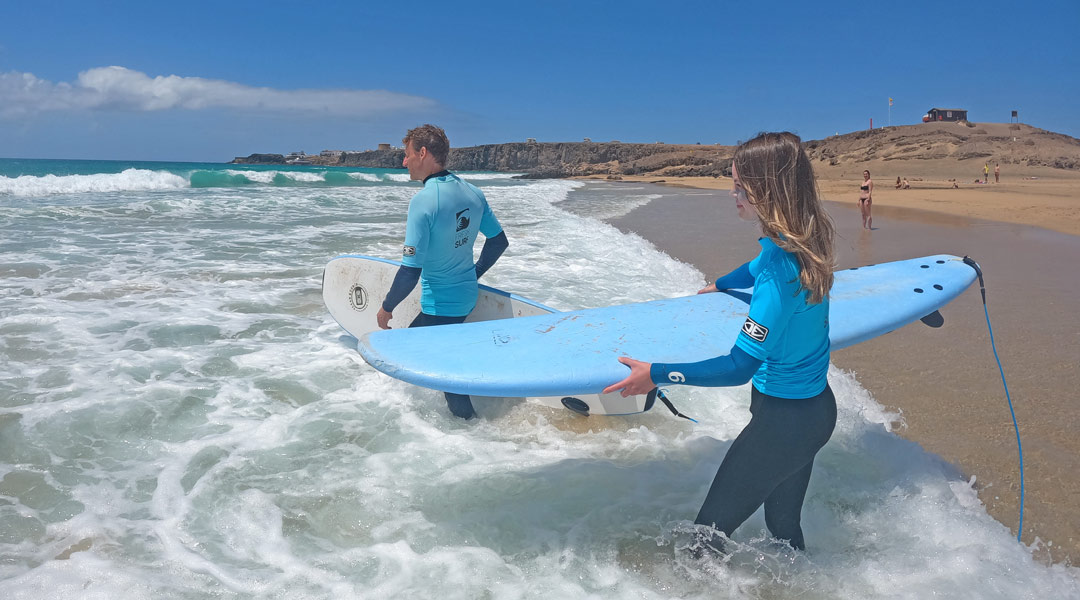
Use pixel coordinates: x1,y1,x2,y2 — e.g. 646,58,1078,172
741,317,769,342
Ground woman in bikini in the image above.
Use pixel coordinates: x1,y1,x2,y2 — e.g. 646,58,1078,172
859,169,873,229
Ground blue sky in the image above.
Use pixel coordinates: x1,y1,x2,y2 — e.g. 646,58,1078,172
1,0,1077,162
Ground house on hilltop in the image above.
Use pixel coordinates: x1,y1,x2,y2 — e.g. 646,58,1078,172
923,108,968,122
285,151,311,165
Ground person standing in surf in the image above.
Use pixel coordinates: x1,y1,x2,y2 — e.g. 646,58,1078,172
604,131,837,554
376,124,509,420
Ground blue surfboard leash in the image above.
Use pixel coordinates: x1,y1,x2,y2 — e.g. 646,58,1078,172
963,256,1024,543
647,389,699,423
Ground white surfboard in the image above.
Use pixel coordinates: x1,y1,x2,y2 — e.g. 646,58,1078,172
322,255,649,415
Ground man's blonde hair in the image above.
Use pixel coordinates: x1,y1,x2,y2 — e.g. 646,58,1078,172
403,124,450,166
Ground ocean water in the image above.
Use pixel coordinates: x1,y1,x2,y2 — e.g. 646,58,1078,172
1,159,1077,599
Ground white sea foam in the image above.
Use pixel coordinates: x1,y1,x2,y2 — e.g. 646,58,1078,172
284,171,327,183
458,172,524,181
556,186,663,221
0,172,1077,598
231,169,275,184
228,169,333,184
381,172,523,184
347,172,384,182
0,169,188,196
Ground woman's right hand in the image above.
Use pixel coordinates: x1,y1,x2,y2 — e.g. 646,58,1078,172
697,283,719,294
602,356,657,397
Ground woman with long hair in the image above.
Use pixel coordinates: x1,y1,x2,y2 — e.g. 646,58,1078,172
859,169,873,229
604,131,837,554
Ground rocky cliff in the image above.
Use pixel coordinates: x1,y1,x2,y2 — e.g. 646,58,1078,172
229,123,1080,176
444,142,731,178
232,142,734,179
232,153,287,165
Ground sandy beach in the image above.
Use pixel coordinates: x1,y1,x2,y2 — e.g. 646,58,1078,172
599,167,1080,237
600,172,1080,564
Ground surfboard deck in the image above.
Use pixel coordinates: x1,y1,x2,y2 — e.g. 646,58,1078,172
322,255,650,415
358,255,978,404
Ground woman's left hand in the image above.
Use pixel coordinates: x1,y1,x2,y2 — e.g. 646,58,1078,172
602,356,657,397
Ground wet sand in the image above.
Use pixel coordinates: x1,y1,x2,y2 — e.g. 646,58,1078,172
604,183,1080,564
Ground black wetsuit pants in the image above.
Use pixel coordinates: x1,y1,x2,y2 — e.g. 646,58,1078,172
408,312,474,419
695,384,836,551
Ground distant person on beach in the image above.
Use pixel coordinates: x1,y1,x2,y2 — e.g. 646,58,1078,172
376,124,509,420
995,163,1000,183
895,176,902,189
859,170,873,229
604,132,837,555
901,177,910,189
984,163,990,184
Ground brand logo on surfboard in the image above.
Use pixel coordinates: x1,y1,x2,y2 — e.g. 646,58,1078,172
349,283,368,311
741,317,769,342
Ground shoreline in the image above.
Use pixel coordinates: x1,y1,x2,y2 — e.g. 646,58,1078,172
577,172,1080,237
596,178,1080,564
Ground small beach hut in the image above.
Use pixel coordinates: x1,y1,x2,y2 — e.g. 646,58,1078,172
923,108,968,122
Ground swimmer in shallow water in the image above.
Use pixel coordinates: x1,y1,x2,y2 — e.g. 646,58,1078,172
859,170,873,229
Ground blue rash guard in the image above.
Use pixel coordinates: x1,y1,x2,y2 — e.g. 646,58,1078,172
400,171,503,317
650,237,830,399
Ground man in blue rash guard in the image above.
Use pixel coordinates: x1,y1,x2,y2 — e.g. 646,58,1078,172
376,124,508,420
604,132,837,554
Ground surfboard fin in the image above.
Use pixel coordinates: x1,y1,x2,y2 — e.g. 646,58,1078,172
560,397,591,416
920,310,944,328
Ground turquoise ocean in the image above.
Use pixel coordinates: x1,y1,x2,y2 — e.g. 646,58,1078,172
1,159,1078,598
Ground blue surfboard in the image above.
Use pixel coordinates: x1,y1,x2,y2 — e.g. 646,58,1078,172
357,255,978,404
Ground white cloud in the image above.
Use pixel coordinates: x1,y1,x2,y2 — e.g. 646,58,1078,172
0,66,437,118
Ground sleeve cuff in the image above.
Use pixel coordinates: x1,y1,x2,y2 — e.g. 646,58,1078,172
650,363,677,385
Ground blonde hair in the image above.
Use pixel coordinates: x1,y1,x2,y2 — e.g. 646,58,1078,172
733,132,835,303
